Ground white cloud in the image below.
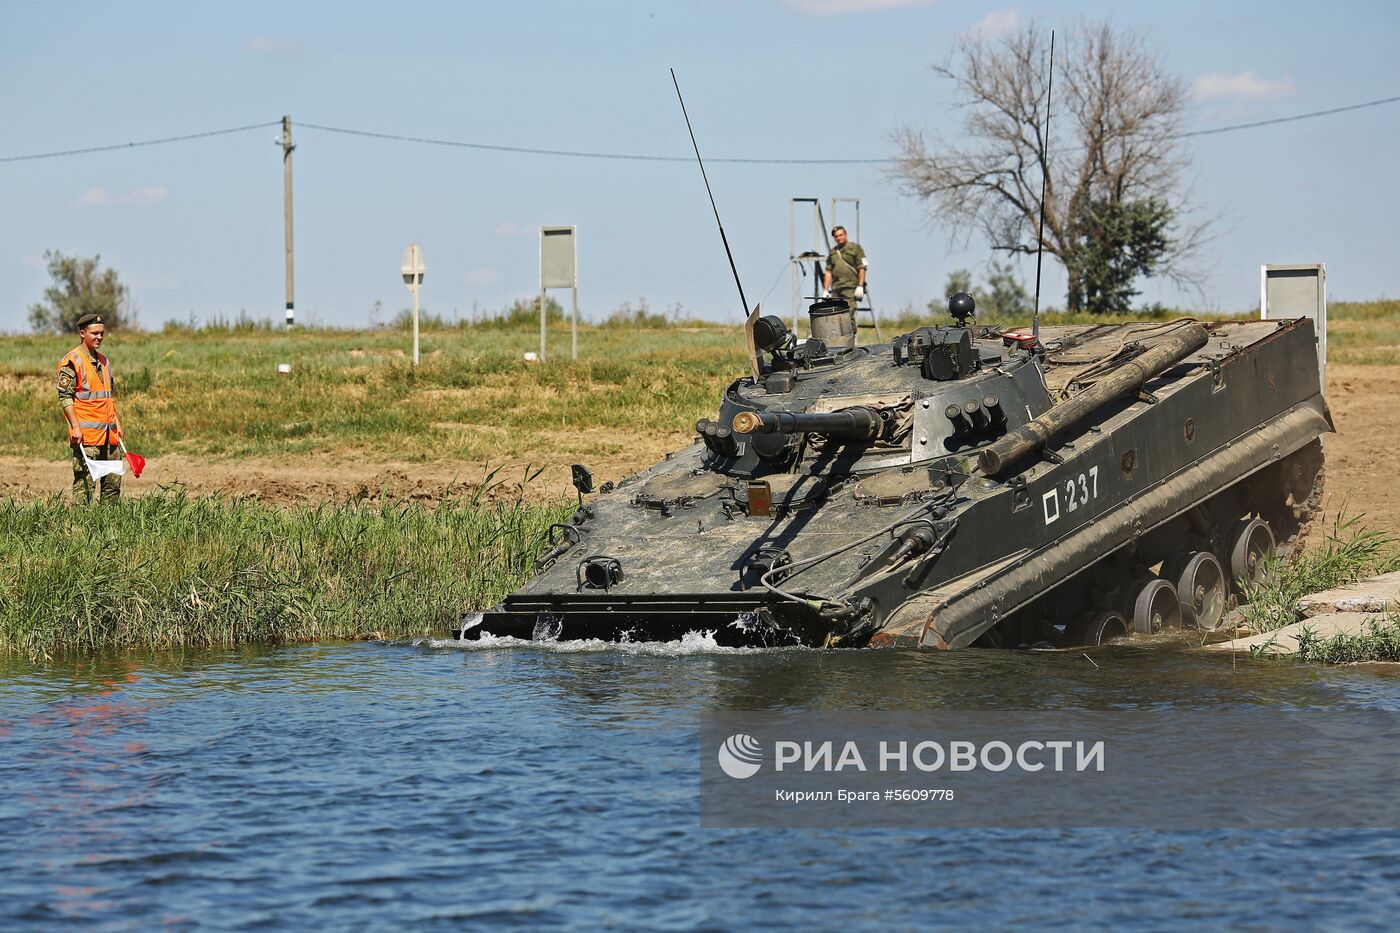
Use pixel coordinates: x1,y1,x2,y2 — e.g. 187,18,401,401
492,221,529,237
964,6,1019,40
1191,71,1298,102
71,186,169,208
246,36,297,55
782,0,939,15
465,267,505,288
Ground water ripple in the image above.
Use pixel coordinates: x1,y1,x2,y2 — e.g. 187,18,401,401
1,641,1398,928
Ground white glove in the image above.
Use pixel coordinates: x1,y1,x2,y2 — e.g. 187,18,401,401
853,285,865,301
821,289,831,299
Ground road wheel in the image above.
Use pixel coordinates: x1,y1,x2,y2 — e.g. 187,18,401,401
1229,517,1275,590
1133,578,1182,634
1078,610,1130,646
1174,551,1227,630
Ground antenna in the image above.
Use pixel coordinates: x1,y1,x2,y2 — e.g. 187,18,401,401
1032,30,1055,340
671,69,751,321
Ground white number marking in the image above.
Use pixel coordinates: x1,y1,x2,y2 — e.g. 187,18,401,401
1043,468,1102,526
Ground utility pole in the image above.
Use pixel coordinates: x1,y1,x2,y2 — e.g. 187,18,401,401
281,115,295,328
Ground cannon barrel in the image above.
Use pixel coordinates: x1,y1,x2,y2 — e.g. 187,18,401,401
732,406,882,441
978,323,1210,475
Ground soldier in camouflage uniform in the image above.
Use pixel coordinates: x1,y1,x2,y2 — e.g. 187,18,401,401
822,225,868,312
58,313,124,503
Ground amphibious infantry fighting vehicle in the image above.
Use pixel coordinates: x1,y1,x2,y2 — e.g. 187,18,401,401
456,295,1329,649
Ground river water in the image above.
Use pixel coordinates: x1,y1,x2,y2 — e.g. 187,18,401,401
2,637,1398,929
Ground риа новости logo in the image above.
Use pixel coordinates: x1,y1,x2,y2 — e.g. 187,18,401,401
717,734,763,779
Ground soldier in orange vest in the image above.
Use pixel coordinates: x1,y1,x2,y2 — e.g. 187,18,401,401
57,313,124,503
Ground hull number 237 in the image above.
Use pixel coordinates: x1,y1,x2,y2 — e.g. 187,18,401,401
1042,466,1100,525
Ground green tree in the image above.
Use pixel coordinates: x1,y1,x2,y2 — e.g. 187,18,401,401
943,269,972,298
933,262,1030,318
1064,199,1172,312
27,251,132,333
931,269,974,315
985,259,1030,317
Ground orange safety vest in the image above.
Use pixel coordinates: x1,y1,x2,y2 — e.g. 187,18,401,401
59,347,118,446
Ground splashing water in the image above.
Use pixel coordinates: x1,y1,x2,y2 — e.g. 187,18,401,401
412,627,795,656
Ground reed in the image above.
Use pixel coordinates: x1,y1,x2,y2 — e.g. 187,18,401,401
1238,512,1400,635
1295,613,1400,663
0,484,571,656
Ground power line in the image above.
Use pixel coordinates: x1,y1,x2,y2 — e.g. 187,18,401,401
1176,94,1400,138
304,94,1400,162
297,121,881,164
2,93,1396,166
0,121,281,164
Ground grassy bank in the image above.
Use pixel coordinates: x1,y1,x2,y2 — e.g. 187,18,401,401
0,322,747,463
1296,614,1400,663
1234,514,1400,663
2,301,1393,465
1238,515,1400,634
0,490,571,656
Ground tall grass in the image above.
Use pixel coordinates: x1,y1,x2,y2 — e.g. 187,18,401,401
1238,513,1400,634
1296,614,1400,663
0,488,571,656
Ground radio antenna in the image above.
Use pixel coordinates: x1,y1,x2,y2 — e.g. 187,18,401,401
671,69,751,320
1032,29,1055,340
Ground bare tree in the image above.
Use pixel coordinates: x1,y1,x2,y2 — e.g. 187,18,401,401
891,22,1207,311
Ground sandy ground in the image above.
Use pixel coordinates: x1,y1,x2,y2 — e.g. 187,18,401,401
2,366,1396,531
1313,364,1400,533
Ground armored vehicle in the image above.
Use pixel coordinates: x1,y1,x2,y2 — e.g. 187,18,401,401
456,296,1329,649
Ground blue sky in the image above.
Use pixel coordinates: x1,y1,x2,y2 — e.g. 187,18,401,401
2,0,1397,331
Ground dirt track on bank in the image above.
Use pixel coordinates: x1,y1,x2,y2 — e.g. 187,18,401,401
3,365,1396,532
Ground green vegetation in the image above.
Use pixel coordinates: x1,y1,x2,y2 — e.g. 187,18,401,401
0,320,746,463
27,250,133,333
937,260,1031,318
2,302,1396,654
1238,515,1400,635
1233,512,1400,663
1295,614,1400,664
0,486,571,656
1062,198,1174,313
1324,299,1400,366
2,300,1394,466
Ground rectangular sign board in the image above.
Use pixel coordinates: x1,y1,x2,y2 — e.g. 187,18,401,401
541,226,576,289
1261,263,1326,390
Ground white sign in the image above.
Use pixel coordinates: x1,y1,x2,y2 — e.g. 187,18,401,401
540,227,575,289
401,243,426,287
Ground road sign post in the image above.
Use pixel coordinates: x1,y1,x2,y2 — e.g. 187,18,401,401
540,226,578,361
401,243,426,366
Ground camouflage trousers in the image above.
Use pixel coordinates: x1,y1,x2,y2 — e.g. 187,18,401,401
831,287,860,312
71,442,122,504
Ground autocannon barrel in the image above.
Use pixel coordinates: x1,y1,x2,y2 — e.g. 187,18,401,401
732,406,883,441
978,323,1210,475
